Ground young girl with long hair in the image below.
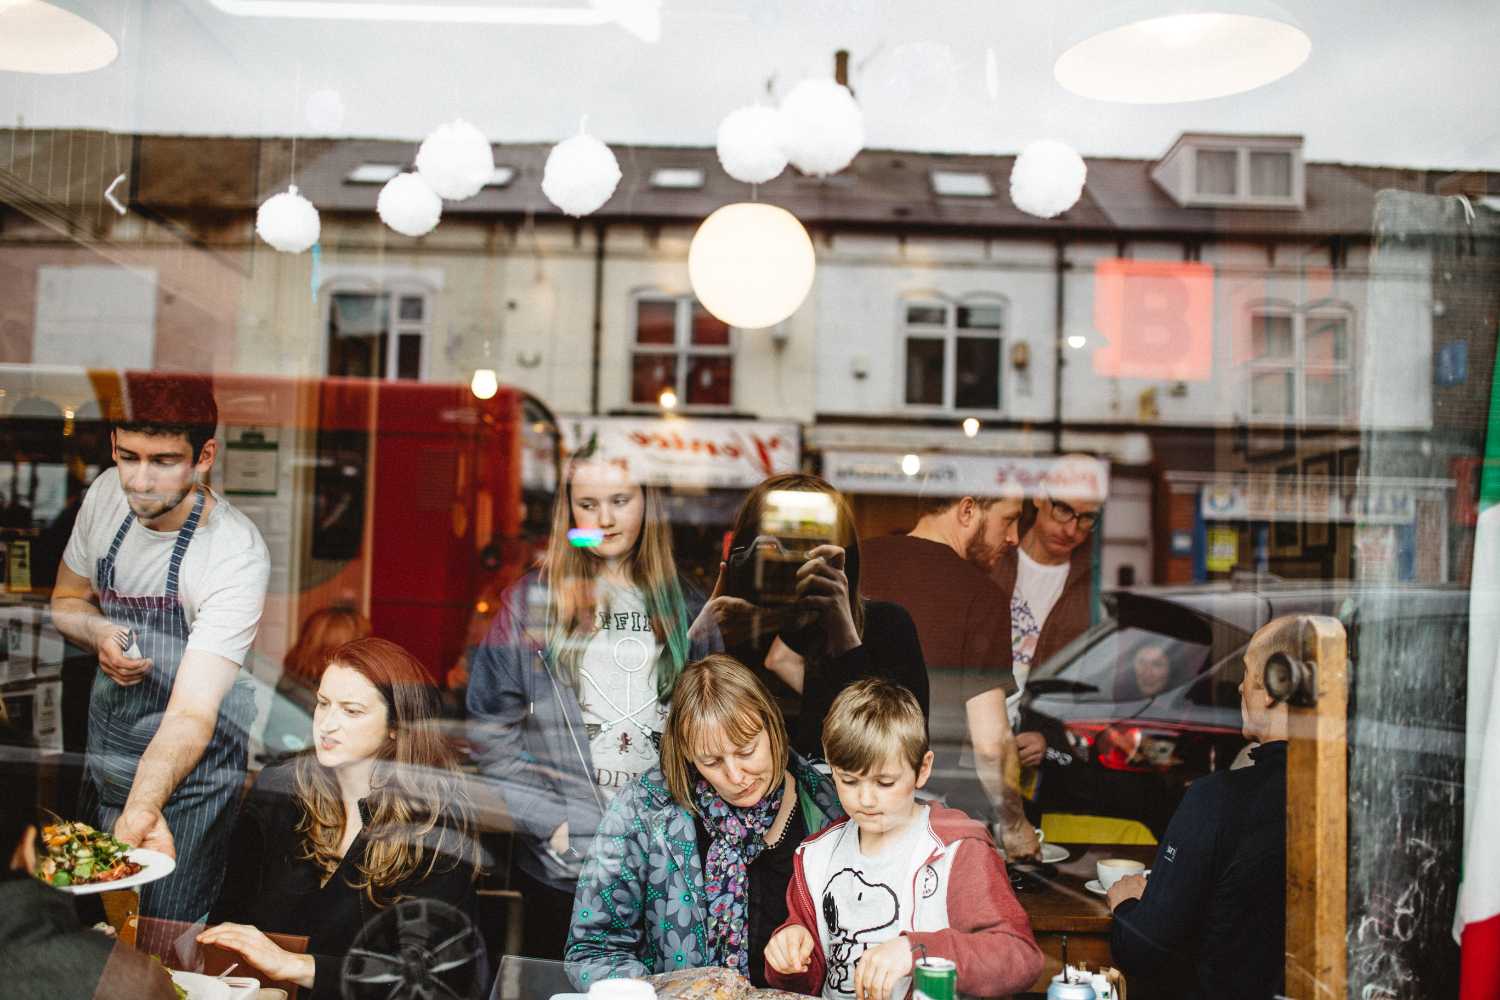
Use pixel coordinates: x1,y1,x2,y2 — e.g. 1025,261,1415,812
205,638,482,1000
466,444,721,959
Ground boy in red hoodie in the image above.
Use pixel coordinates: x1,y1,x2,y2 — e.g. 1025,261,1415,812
765,679,1043,1000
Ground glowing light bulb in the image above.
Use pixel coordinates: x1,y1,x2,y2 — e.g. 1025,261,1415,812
470,368,498,400
659,387,678,410
1067,334,1088,350
962,418,980,438
901,454,921,477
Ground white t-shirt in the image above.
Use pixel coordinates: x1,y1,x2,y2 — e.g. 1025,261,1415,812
62,467,270,666
577,582,667,800
1008,549,1071,721
817,805,931,1000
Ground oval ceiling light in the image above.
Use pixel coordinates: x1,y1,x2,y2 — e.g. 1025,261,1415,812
1053,0,1310,104
0,1,119,74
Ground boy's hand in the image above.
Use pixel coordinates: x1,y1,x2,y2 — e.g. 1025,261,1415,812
765,925,815,975
854,937,914,1000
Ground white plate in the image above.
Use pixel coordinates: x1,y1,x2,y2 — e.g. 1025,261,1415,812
1040,843,1070,864
1085,878,1108,896
53,848,176,895
170,971,233,1000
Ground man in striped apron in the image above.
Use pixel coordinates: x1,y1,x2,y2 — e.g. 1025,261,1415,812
50,375,269,926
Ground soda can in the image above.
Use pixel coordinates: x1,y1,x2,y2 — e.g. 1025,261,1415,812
914,957,957,1000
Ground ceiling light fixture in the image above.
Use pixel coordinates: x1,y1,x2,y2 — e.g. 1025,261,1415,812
1053,0,1310,104
207,0,661,43
0,0,119,74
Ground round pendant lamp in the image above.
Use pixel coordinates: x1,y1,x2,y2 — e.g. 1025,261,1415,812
0,1,119,74
688,203,815,331
1053,0,1311,104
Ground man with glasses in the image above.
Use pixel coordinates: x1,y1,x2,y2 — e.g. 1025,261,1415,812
993,454,1106,770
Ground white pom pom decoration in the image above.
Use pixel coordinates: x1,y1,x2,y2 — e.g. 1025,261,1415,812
1009,139,1088,219
377,172,443,237
416,119,495,201
255,184,320,254
716,105,787,184
779,78,864,177
541,132,621,217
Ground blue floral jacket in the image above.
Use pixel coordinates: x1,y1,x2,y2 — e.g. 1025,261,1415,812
564,754,844,988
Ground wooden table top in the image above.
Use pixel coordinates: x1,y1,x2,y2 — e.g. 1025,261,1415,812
1013,843,1159,935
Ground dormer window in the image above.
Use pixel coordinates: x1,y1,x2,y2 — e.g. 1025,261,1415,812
1153,134,1304,209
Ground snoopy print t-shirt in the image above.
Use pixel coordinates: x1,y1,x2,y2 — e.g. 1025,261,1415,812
816,806,931,1000
577,582,667,800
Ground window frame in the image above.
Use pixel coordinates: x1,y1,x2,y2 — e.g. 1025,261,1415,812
628,290,736,411
321,281,434,382
896,291,1007,415
1184,141,1304,209
1245,301,1357,427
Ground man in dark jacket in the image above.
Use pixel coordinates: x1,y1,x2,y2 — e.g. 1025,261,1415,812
0,721,177,1000
1105,617,1294,1000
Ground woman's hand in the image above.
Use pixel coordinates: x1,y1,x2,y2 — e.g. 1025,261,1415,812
549,821,570,855
854,936,914,1000
763,637,807,694
796,545,859,656
1015,731,1047,768
764,924,815,975
196,923,317,988
689,562,759,648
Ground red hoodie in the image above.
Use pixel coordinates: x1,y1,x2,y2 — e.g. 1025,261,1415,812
765,803,1043,998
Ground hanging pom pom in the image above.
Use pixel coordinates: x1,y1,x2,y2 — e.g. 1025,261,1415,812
416,118,495,201
541,129,621,217
1009,139,1088,219
715,105,787,184
377,172,442,237
255,184,320,254
779,78,864,177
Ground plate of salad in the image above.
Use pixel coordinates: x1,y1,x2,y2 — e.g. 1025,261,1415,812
34,820,175,895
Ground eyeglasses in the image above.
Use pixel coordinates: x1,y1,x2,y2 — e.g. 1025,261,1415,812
1042,487,1101,531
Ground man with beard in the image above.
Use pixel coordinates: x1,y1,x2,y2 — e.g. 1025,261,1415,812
860,483,1039,860
50,374,269,926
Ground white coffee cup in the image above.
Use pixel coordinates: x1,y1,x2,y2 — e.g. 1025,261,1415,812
1096,857,1146,890
588,980,655,1000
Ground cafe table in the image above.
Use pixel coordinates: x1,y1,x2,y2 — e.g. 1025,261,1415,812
1011,842,1157,994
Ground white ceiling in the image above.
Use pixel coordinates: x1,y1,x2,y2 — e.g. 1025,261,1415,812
2,0,1497,170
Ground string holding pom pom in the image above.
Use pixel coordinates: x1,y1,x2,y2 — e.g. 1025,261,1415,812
416,119,495,201
255,184,320,254
377,172,442,237
542,130,621,217
716,105,787,185
1009,140,1087,219
779,78,864,178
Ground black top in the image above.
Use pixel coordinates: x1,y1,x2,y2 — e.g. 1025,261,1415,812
792,599,928,757
212,759,483,1000
694,802,808,989
0,875,177,1000
1110,741,1288,1000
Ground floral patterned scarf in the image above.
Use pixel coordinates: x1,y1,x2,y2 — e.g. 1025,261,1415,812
694,773,788,975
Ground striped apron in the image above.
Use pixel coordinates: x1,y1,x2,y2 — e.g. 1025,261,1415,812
79,488,254,925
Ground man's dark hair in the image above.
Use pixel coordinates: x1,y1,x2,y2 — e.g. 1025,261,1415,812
116,373,219,461
0,721,40,880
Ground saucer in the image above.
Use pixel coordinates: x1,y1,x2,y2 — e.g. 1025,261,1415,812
1040,843,1070,864
1085,878,1108,896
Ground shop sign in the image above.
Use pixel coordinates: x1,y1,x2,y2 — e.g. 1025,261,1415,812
1092,259,1215,381
822,451,1110,501
1200,480,1418,524
560,417,799,489
1206,527,1238,572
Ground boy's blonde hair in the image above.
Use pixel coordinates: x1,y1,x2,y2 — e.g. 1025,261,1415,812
661,654,790,812
822,678,929,775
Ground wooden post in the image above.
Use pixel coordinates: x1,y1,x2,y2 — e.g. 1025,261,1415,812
1285,615,1348,1000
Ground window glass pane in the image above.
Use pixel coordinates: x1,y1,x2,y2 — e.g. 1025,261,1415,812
397,295,424,321
1196,149,1238,195
904,337,945,405
1250,314,1294,360
690,303,730,346
396,333,422,380
330,292,388,335
1306,370,1351,421
631,354,677,404
1249,151,1294,197
686,355,732,405
955,336,1000,409
329,331,386,378
956,304,1002,330
1029,625,1216,705
636,299,677,345
905,303,948,327
1307,317,1350,364
1250,369,1295,418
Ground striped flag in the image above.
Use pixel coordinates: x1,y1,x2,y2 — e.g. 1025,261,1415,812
1457,329,1500,1000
